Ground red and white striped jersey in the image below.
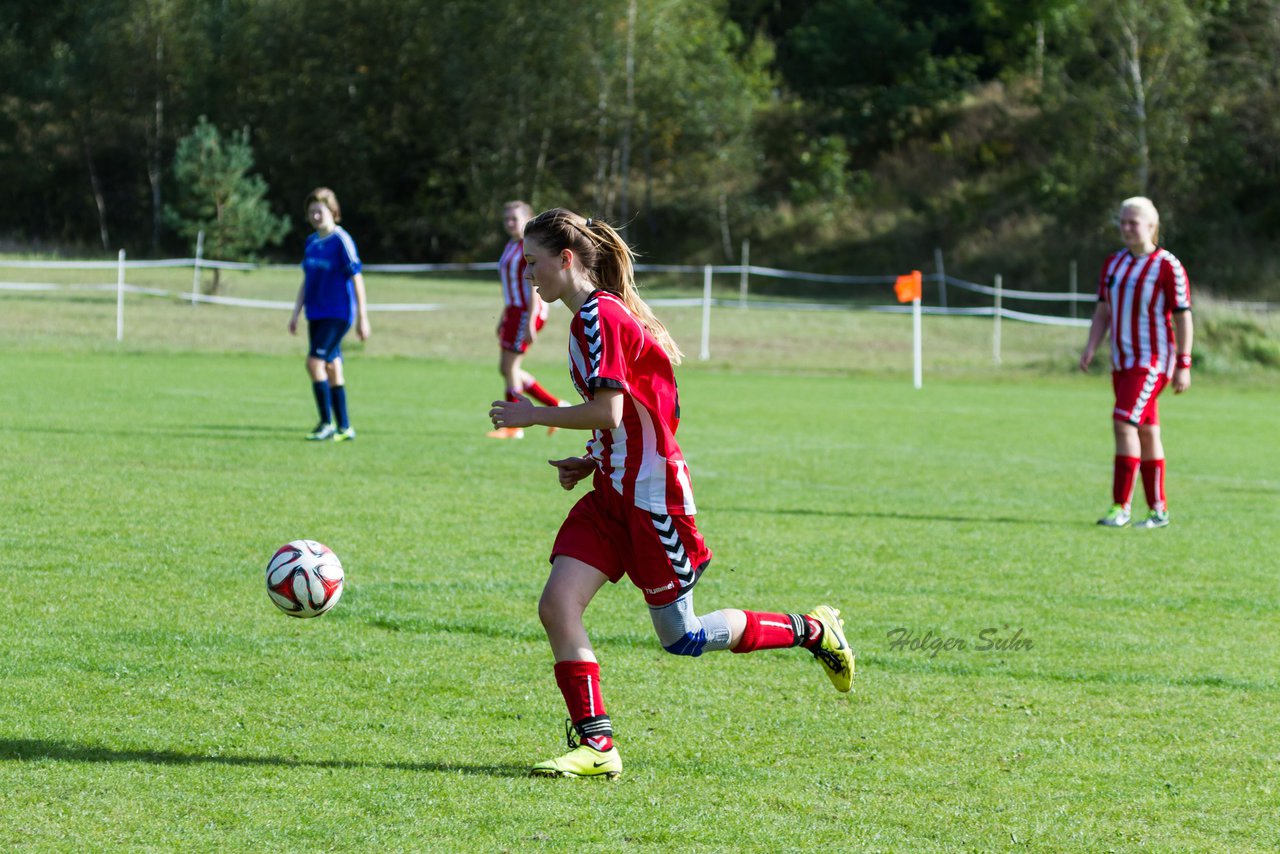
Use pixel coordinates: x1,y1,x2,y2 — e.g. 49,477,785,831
1097,247,1192,375
499,239,548,320
568,291,696,516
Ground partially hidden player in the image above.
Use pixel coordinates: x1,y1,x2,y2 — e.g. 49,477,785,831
488,208,854,779
288,187,370,442
487,199,568,440
1080,196,1193,528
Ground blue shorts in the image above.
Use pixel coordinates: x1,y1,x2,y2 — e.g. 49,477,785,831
308,318,351,361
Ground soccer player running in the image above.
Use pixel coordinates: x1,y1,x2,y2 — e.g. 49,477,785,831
288,187,370,442
488,208,854,779
487,200,568,439
1079,196,1194,528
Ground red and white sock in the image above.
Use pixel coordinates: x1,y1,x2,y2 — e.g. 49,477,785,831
553,660,614,752
1141,458,1167,512
1112,455,1140,509
522,378,561,407
732,612,822,653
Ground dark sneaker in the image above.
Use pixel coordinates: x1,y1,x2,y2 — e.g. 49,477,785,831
307,422,336,441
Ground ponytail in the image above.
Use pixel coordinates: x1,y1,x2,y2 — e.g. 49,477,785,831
525,209,684,364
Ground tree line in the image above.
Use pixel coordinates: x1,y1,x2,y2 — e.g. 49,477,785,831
2,0,1279,294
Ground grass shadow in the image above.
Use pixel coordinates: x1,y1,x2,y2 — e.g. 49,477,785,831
0,423,299,441
713,506,1069,526
0,738,526,778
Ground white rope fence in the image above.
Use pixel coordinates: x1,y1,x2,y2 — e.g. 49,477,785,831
1,246,1106,370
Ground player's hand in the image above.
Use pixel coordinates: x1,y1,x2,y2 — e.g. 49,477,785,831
356,315,371,341
490,393,535,429
288,315,299,335
548,456,595,490
1172,366,1191,393
1078,350,1093,372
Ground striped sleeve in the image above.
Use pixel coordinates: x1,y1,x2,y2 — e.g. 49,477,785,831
336,227,362,277
1162,254,1192,311
1097,251,1123,301
583,296,633,392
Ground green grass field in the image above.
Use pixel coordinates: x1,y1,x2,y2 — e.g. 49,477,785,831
1,274,1277,851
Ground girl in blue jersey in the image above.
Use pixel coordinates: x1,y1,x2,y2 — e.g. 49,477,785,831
288,187,370,441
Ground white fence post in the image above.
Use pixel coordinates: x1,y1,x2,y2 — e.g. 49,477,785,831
912,296,922,389
934,246,947,308
1069,259,1078,320
993,273,1002,366
739,238,750,308
116,249,126,341
191,229,205,305
700,264,712,361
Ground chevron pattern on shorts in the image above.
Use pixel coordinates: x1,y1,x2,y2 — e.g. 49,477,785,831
650,512,692,580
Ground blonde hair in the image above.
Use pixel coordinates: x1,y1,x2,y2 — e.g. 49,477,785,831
503,199,533,217
524,208,683,364
1119,196,1159,244
305,187,342,222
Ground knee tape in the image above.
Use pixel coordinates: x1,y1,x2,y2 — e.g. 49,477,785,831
649,594,732,657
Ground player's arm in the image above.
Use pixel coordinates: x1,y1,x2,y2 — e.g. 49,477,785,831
1079,300,1111,372
352,272,370,340
1172,310,1193,393
525,292,543,344
491,388,622,431
289,282,305,334
548,455,595,490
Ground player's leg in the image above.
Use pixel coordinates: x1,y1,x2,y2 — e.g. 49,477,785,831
305,352,334,440
532,556,621,779
487,348,525,439
306,321,340,440
1135,423,1169,528
1101,370,1144,525
328,355,356,442
636,511,855,691
648,594,853,692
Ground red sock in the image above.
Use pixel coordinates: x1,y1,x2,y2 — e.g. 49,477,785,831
504,389,520,403
1112,455,1140,509
1141,458,1166,511
733,612,816,653
523,378,561,406
553,660,613,751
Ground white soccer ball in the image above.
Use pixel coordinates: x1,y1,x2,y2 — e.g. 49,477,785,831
266,539,345,618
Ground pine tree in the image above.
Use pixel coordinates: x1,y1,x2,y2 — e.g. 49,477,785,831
165,116,289,293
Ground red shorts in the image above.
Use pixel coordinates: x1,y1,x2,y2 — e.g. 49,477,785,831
498,305,545,354
1112,366,1169,426
551,473,712,607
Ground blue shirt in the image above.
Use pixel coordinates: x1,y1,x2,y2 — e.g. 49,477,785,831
302,226,362,322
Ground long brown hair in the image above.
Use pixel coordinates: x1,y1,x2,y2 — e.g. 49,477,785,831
524,208,683,364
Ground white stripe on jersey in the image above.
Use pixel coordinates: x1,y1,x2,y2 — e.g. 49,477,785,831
1169,255,1190,308
1107,249,1176,373
631,400,662,510
334,227,360,269
672,459,696,515
499,240,527,309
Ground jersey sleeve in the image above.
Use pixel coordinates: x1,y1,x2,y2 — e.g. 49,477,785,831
1097,253,1116,302
336,229,362,278
585,299,638,392
1161,254,1192,311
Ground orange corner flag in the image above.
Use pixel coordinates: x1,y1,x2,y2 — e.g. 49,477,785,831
895,270,923,303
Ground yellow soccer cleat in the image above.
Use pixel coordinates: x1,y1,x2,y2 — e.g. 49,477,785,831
530,722,622,780
808,605,855,693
